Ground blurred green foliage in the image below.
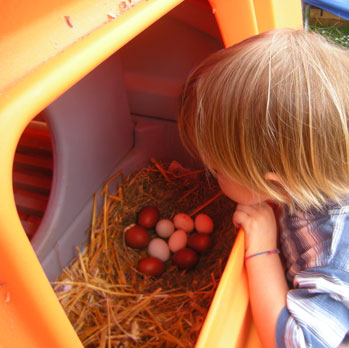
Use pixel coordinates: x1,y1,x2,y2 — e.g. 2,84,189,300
311,22,349,48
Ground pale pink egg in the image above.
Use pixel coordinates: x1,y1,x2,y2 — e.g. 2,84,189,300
147,238,170,262
173,213,194,233
155,219,175,238
168,230,188,253
194,213,214,234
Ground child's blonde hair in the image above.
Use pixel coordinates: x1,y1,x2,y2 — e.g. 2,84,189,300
178,28,349,211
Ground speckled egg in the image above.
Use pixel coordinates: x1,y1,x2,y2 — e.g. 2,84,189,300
194,213,214,234
168,230,188,253
173,213,194,233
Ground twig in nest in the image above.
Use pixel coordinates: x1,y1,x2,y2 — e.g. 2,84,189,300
150,157,172,182
189,191,224,216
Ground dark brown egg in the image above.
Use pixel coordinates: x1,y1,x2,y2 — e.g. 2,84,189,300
188,233,212,253
137,206,160,229
125,225,150,249
172,248,199,270
138,257,165,276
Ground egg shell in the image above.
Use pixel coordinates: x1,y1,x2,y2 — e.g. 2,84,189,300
148,238,170,262
155,219,175,238
172,248,199,270
137,206,160,229
125,225,150,249
188,232,212,253
194,213,214,234
168,230,188,253
173,213,194,233
138,257,165,276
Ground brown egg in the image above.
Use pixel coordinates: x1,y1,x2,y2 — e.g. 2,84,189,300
138,257,165,276
188,233,212,253
172,248,199,270
125,225,150,249
137,206,160,229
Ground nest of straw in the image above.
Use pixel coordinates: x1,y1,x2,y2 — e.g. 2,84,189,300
53,158,236,348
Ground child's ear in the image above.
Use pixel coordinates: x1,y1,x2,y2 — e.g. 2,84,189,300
264,172,283,184
264,172,289,200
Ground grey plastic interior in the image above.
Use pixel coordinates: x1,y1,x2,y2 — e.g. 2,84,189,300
30,1,224,281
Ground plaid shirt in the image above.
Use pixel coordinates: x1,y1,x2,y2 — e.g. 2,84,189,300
276,202,349,348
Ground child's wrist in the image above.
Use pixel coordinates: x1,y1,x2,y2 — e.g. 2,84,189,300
245,248,280,261
245,243,278,259
244,231,278,259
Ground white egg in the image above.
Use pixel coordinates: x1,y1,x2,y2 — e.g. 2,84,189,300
147,238,170,262
168,230,188,253
155,219,175,238
194,213,214,234
173,213,194,233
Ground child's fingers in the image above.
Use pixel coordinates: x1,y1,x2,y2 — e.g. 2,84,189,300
236,202,272,217
233,209,249,227
234,203,257,216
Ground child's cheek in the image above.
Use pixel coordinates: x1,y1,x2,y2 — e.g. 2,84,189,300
217,175,268,205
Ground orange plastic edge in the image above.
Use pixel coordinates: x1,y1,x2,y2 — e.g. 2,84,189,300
196,229,261,348
208,0,303,47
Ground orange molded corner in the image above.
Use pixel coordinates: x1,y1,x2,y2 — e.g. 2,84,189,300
208,0,303,47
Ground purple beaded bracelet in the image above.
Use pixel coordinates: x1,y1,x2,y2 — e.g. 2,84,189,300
245,248,280,261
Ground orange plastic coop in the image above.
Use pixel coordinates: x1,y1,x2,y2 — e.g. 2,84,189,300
0,0,302,347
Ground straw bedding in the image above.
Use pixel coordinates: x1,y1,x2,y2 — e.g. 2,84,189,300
53,158,236,348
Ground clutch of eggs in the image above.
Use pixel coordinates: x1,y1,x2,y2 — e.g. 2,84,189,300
124,205,215,276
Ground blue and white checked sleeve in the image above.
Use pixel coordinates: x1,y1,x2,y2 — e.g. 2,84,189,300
276,267,349,348
276,203,349,348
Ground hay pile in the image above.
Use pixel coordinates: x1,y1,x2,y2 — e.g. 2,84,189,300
53,159,236,348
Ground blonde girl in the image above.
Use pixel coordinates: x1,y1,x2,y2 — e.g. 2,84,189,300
178,28,349,348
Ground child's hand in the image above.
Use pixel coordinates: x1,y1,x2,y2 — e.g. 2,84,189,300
233,202,277,256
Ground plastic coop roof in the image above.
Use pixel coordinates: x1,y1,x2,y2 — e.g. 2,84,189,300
303,0,349,20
